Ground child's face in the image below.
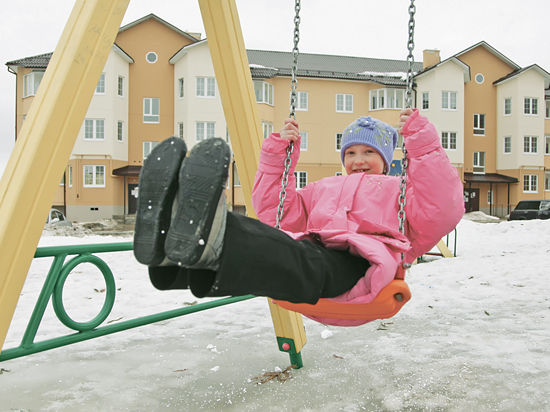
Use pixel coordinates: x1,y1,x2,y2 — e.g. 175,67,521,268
344,144,385,175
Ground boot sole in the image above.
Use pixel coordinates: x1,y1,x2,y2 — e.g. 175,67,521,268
165,138,230,266
133,137,187,265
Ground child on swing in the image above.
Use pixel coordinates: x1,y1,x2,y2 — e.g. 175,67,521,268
134,108,464,326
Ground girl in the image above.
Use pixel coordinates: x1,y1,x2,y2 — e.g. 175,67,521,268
134,109,464,326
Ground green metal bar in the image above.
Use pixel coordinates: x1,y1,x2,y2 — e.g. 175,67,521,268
0,294,254,362
34,242,133,258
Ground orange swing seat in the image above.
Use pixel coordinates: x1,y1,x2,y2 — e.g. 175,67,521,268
272,266,411,321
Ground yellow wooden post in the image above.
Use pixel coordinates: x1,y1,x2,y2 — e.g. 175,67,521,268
0,0,129,354
436,239,454,258
198,0,307,358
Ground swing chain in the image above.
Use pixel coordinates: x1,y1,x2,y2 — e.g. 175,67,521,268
398,0,416,263
275,0,301,230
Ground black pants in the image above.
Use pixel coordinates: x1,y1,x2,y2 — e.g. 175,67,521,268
149,212,369,304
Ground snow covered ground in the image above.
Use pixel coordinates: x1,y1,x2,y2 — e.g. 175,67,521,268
1,214,549,411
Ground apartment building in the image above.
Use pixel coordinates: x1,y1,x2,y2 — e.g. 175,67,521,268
6,15,550,221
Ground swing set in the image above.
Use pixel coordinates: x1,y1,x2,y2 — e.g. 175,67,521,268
0,0,427,368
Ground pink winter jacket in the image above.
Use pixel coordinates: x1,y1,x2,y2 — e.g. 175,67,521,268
252,110,464,326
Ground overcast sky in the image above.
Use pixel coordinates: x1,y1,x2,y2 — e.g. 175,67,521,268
1,0,549,175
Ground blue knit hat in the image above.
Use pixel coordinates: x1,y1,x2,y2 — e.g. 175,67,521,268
340,116,398,174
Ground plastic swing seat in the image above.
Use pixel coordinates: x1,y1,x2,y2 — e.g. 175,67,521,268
272,266,411,321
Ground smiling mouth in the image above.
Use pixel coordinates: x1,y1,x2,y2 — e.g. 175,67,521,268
352,169,369,173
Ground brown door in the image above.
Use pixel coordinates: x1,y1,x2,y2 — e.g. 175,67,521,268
464,188,480,212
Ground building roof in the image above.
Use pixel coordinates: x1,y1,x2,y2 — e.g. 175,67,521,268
464,173,518,184
112,165,142,177
414,57,471,82
118,13,200,43
6,52,53,69
246,49,424,86
493,64,550,89
453,41,521,71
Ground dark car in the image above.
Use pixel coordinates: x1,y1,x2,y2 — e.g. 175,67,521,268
508,200,550,221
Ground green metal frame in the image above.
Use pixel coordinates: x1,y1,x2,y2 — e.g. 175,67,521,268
0,242,259,362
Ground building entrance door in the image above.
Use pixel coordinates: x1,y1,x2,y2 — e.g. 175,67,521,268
128,184,139,215
464,188,480,212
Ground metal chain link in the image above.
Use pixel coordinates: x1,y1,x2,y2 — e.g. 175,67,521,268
275,0,301,230
398,0,416,266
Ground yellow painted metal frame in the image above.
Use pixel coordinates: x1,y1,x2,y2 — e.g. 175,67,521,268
198,0,306,353
0,0,305,358
0,0,130,353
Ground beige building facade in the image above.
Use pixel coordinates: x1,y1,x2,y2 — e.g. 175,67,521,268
6,16,550,221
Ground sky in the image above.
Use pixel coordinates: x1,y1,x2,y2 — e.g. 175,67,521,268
1,0,549,177
1,213,549,409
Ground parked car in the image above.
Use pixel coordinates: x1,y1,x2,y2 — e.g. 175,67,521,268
508,200,550,221
45,208,72,227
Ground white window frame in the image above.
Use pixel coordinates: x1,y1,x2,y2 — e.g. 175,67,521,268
524,97,538,115
336,133,343,151
369,89,404,111
336,94,353,113
487,190,493,205
504,97,512,115
442,91,457,110
504,136,512,154
300,131,308,151
473,152,485,174
177,122,184,139
296,91,308,111
23,71,45,98
117,76,124,97
253,81,273,105
261,121,273,139
196,121,215,142
546,100,550,119
117,121,124,142
83,165,105,188
545,172,550,191
196,77,216,98
143,98,160,123
523,136,537,154
473,113,485,136
84,119,105,140
95,72,106,94
143,141,159,160
68,165,72,187
178,78,184,98
422,92,429,110
523,174,538,193
545,135,550,155
441,131,457,150
294,171,308,189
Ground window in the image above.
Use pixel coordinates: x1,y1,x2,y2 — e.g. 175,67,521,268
68,165,72,187
523,174,537,193
83,165,105,187
475,73,485,84
146,51,158,63
369,89,404,110
422,92,429,110
294,171,308,189
196,77,216,97
196,121,215,142
95,73,105,94
143,141,159,160
300,131,308,151
546,136,550,154
60,173,65,186
84,119,104,140
504,98,512,115
117,76,124,97
473,114,485,135
504,136,512,154
23,71,44,97
473,152,485,174
232,162,241,187
487,190,493,205
296,91,308,111
178,78,184,98
545,172,550,191
546,100,550,118
441,131,457,149
523,136,537,153
143,98,160,123
336,94,353,112
524,97,538,115
254,81,273,105
177,122,184,139
336,133,343,151
262,121,273,139
117,121,123,142
442,91,457,110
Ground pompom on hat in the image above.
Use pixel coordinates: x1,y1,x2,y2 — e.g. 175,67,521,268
340,116,398,174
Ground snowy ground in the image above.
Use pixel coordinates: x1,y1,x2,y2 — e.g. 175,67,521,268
1,214,549,411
